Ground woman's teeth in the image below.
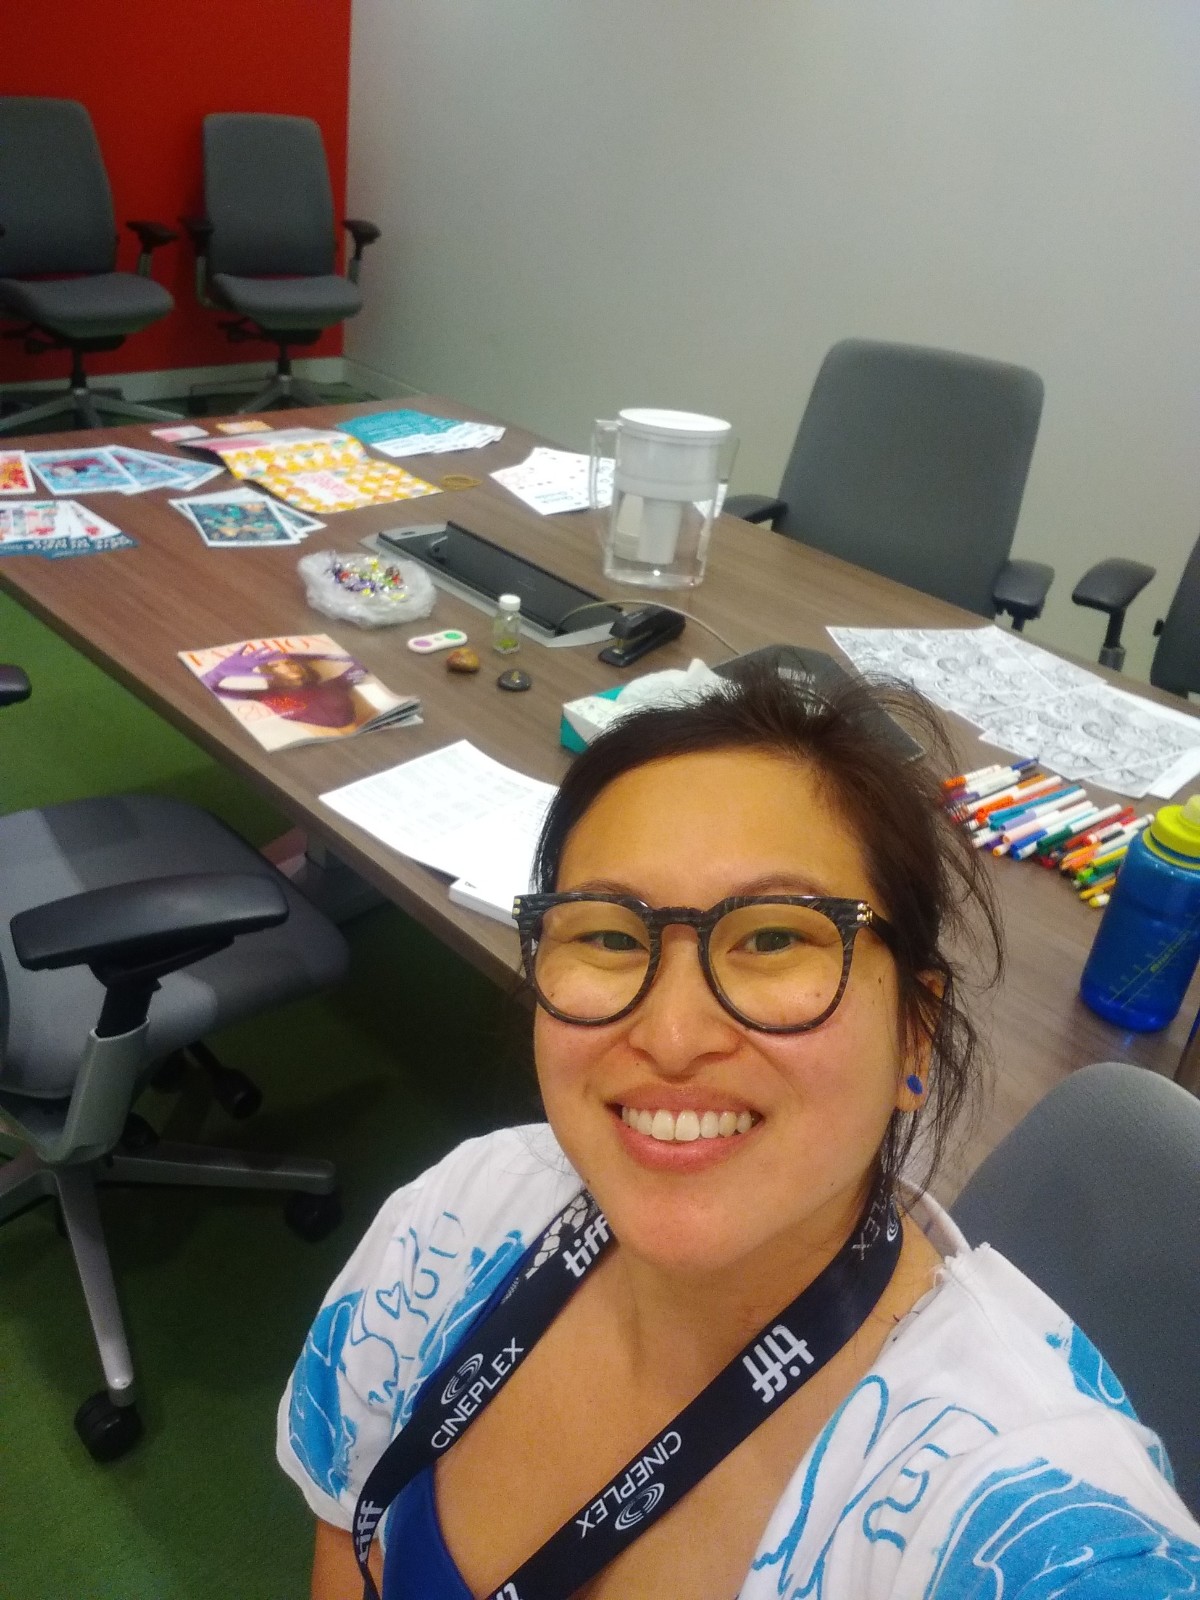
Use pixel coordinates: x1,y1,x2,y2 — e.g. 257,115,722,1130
619,1106,754,1142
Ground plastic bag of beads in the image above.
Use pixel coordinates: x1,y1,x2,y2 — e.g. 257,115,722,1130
297,550,437,627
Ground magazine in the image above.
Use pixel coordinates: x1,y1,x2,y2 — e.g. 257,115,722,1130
178,633,422,752
189,428,439,514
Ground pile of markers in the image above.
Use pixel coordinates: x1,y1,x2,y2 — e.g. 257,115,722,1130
943,759,1151,907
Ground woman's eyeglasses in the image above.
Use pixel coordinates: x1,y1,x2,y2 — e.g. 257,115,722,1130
513,893,896,1033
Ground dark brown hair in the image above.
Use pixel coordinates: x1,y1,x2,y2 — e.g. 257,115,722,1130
531,663,1003,1195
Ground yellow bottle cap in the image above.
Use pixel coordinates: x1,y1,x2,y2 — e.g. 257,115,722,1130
1148,793,1200,859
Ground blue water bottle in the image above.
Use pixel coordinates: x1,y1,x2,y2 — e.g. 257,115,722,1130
1079,795,1200,1031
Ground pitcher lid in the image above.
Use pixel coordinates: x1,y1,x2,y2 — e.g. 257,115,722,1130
617,408,732,438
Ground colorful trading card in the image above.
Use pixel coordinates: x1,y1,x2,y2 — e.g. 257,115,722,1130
0,451,35,495
105,446,193,491
26,449,137,496
171,494,301,547
151,424,209,442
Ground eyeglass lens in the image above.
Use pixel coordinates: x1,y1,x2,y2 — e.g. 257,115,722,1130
531,899,849,1027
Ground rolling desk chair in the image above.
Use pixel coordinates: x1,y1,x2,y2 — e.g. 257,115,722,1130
0,97,180,435
183,113,380,414
726,339,1053,628
1072,532,1200,694
952,1060,1200,1515
0,667,349,1462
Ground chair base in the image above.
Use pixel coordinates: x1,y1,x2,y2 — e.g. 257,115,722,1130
189,369,327,416
0,1136,336,1419
0,383,181,436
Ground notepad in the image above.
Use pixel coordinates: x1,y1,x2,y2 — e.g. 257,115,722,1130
320,740,556,922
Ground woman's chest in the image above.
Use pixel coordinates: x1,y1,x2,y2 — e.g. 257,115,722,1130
428,1295,860,1600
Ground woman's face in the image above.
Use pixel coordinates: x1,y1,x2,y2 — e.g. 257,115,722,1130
534,748,921,1277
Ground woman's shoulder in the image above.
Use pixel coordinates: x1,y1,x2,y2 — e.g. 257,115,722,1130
276,1123,580,1527
741,1193,1200,1597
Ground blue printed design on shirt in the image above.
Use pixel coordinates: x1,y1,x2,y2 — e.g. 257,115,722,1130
1052,1323,1138,1419
288,1290,364,1498
924,1459,1200,1597
396,1230,527,1428
1047,1324,1175,1484
751,1376,1000,1596
289,1208,527,1502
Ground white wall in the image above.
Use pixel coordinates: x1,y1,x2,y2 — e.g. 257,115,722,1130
346,1,1200,679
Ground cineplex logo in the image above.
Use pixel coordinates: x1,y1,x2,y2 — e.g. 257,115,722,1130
575,1429,682,1537
432,1339,524,1450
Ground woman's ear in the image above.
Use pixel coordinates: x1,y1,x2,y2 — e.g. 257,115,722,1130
895,970,945,1112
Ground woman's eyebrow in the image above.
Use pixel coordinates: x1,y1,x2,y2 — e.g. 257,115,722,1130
560,872,842,899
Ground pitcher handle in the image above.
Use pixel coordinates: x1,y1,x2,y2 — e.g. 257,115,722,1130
589,419,617,512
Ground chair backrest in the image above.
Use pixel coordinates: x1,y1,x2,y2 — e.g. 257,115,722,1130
0,98,117,278
1150,531,1200,698
203,114,336,278
951,1060,1200,1513
775,339,1044,616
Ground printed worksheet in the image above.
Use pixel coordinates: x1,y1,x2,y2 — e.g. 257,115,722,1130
828,624,1200,799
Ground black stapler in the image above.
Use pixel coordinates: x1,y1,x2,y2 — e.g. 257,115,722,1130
598,606,686,668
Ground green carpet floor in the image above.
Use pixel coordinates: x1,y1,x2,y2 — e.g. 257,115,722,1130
0,589,540,1598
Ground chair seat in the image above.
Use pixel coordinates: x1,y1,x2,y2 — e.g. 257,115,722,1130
0,273,173,341
211,272,362,331
0,795,348,1099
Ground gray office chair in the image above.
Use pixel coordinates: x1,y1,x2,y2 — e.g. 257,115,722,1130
183,114,380,413
726,339,1052,627
1072,532,1199,693
952,1061,1200,1514
0,667,349,1462
0,98,180,435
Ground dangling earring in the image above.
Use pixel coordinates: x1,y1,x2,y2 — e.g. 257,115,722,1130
906,1074,925,1098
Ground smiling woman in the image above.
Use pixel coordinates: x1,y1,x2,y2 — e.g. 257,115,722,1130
278,668,1200,1600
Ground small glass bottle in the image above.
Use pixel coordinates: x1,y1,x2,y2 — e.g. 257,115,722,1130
492,593,521,655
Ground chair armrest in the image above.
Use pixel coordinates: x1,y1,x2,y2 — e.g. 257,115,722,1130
12,871,290,1040
12,872,287,976
1071,558,1156,616
0,664,32,706
179,215,216,307
724,493,787,528
993,558,1054,629
342,218,381,283
126,220,178,278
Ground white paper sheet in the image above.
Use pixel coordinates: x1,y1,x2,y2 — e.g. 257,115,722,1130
320,740,556,910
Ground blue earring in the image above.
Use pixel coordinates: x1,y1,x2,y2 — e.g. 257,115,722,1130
906,1074,925,1097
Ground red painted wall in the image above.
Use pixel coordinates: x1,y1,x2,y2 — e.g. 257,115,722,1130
1,0,353,380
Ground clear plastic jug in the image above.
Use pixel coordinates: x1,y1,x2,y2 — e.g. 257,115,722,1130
589,408,736,589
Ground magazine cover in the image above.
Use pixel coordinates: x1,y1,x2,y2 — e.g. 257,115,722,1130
178,634,421,752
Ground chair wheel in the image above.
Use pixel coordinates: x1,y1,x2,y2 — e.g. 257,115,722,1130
121,1112,159,1151
74,1392,143,1463
209,1065,262,1120
284,1189,342,1243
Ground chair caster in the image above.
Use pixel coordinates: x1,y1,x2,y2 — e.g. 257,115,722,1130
284,1189,342,1243
74,1391,143,1463
209,1064,262,1120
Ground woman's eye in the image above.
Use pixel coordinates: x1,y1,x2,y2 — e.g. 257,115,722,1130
742,927,801,954
578,929,644,953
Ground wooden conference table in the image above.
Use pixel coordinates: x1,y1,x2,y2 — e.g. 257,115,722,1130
2,399,1196,1197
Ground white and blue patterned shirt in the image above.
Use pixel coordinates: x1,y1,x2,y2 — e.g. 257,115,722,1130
277,1125,1200,1596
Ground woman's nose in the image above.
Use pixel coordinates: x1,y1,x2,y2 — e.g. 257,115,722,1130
625,927,742,1072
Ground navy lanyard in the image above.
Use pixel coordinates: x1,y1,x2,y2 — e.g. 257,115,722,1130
353,1185,902,1600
